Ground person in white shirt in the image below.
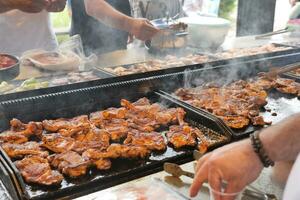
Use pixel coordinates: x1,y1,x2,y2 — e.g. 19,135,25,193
0,0,66,56
129,0,183,20
190,113,300,200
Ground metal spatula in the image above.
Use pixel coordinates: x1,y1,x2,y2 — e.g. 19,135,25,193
164,162,194,179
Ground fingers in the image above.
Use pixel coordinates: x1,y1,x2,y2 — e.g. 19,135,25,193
189,161,209,197
195,153,211,173
223,183,241,200
208,169,222,200
46,0,66,12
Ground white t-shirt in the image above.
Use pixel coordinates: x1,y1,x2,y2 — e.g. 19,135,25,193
283,153,300,200
0,10,57,56
130,0,183,20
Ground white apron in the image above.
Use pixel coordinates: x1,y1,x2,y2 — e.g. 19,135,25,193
283,153,300,200
0,10,57,56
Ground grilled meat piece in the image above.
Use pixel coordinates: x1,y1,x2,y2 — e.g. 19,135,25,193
156,107,186,126
42,133,75,153
0,131,28,144
2,142,48,159
166,125,197,148
219,116,250,129
274,78,300,95
73,126,110,154
42,115,90,137
175,78,270,129
100,118,129,141
10,119,43,137
90,107,127,125
15,156,63,185
194,128,227,153
84,144,150,159
252,77,275,90
82,149,111,170
123,98,186,130
251,116,271,126
90,109,129,141
124,129,166,151
48,151,90,177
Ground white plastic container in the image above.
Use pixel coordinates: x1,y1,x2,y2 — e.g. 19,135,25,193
178,15,230,49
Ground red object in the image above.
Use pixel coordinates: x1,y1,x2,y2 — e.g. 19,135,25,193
0,55,17,69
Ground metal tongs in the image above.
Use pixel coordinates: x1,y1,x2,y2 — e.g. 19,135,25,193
163,151,278,200
255,27,292,39
258,61,300,79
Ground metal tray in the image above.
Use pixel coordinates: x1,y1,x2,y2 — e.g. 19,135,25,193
156,64,300,138
98,53,218,77
0,156,21,200
2,44,300,103
0,87,231,199
0,68,113,102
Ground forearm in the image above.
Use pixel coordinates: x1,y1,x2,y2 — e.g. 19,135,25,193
84,0,134,33
260,113,300,162
0,0,14,13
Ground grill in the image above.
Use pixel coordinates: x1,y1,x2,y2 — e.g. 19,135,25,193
0,81,231,200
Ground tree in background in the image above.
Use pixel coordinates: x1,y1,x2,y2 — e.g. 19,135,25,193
219,0,236,19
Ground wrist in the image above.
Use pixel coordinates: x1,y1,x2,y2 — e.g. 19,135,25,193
123,17,136,34
250,131,275,167
244,139,264,169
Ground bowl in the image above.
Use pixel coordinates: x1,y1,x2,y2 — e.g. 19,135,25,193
178,16,230,49
0,53,20,81
146,19,188,54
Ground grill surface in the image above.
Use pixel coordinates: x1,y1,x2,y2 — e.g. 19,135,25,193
0,84,231,199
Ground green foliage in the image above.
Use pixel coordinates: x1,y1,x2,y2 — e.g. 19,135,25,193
219,0,237,20
50,9,70,28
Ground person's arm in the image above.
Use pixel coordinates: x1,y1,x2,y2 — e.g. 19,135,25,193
84,0,159,41
190,113,300,199
0,0,48,14
46,0,66,12
0,1,13,13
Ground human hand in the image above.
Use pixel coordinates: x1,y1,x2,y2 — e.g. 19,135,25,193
12,0,49,13
129,18,160,41
290,0,297,6
46,0,66,12
190,140,264,200
127,33,134,44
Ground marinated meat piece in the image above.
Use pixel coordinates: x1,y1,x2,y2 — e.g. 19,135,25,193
90,107,127,126
15,156,63,185
174,77,272,129
0,131,28,144
253,77,275,90
2,142,48,159
94,158,112,170
122,98,185,130
42,133,75,153
194,128,227,153
48,151,90,177
42,115,89,135
100,118,129,141
124,129,166,151
88,144,150,159
10,119,43,137
82,149,111,170
90,108,129,141
73,126,110,153
219,116,250,129
127,117,158,132
270,77,300,95
166,125,197,148
251,116,271,126
156,107,186,126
